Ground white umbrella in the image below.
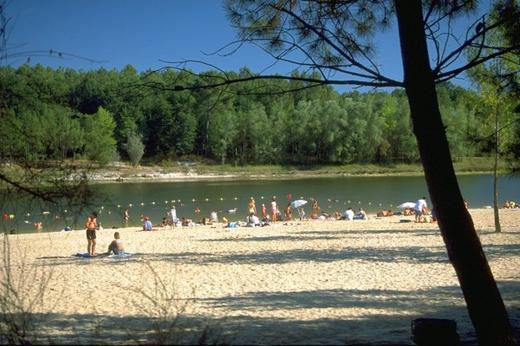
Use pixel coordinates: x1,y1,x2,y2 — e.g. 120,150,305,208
291,200,307,220
291,199,307,209
398,202,416,209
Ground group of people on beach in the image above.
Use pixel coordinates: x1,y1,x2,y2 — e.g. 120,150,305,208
83,194,500,253
89,193,519,242
84,212,124,257
239,196,369,227
376,197,435,223
122,194,372,232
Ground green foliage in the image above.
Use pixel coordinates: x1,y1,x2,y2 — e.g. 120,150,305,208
82,107,117,165
465,2,520,171
125,132,145,167
0,65,517,167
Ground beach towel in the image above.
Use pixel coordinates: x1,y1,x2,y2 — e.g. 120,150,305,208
74,252,106,258
75,252,134,259
108,252,134,258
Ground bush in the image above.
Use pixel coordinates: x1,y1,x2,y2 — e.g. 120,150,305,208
126,133,145,167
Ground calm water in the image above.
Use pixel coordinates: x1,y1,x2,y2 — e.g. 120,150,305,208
2,174,519,233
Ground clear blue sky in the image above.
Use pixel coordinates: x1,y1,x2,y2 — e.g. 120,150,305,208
5,0,482,91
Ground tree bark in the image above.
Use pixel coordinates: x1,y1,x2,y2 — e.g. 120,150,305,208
494,108,502,233
394,1,516,345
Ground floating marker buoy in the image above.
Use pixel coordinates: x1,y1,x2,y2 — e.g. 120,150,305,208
192,198,196,202
140,202,144,206
368,202,371,205
24,220,30,224
347,200,351,203
152,202,155,205
220,197,224,201
234,197,238,200
101,206,104,210
129,204,133,207
26,213,31,216
260,196,264,199
117,205,121,208
64,209,68,213
205,198,209,202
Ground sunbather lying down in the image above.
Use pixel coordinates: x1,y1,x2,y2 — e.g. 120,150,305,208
377,210,394,217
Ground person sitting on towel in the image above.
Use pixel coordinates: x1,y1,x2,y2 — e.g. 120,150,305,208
108,232,124,255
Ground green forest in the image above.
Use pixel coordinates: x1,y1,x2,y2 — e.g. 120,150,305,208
0,64,518,167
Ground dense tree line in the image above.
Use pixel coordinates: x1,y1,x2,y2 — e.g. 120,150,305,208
0,64,516,166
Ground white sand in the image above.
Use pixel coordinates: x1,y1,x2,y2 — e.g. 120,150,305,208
2,208,519,344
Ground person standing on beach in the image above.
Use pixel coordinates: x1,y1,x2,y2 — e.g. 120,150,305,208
311,199,321,219
248,197,257,215
123,208,129,225
414,197,428,223
271,196,278,222
170,206,177,225
34,221,43,232
85,212,98,256
284,203,293,221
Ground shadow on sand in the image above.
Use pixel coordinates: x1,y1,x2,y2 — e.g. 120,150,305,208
4,281,519,345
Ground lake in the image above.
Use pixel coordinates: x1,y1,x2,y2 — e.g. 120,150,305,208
2,174,519,233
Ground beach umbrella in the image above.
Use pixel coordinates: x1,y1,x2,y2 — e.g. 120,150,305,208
291,199,307,209
398,202,416,209
291,199,307,220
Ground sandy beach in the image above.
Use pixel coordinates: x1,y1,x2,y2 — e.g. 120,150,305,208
1,208,519,344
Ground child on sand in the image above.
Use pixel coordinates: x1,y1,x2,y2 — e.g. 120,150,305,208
108,232,124,255
261,204,267,219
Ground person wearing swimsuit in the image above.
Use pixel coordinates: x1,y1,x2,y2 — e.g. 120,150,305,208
85,213,98,256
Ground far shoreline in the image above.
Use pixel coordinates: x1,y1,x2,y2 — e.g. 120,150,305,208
87,168,501,185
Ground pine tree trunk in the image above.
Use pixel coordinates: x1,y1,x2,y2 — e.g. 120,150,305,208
494,110,502,233
394,1,516,345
